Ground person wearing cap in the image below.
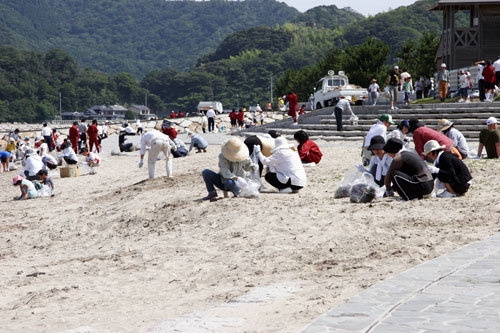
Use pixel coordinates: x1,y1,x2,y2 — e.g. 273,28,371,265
478,117,500,158
332,96,354,131
362,114,395,166
482,60,497,102
23,148,44,181
0,150,12,172
457,70,470,103
188,131,208,154
6,137,16,156
13,175,38,200
386,65,401,110
206,107,216,132
384,139,434,201
253,137,306,193
423,140,472,198
139,130,176,179
161,120,177,140
244,135,275,176
368,79,380,105
41,123,53,151
437,63,449,102
408,118,456,159
286,91,298,125
201,138,256,201
58,140,78,165
294,130,322,165
387,120,410,148
437,119,469,159
68,121,80,154
366,135,392,186
136,119,143,135
78,119,88,151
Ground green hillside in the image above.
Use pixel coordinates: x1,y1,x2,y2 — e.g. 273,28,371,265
0,0,300,76
293,5,364,29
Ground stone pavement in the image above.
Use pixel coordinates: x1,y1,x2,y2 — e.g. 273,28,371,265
302,234,500,332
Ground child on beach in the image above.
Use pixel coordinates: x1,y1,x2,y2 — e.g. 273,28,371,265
13,175,38,200
403,77,412,105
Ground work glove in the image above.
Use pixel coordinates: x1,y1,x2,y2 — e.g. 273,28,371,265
355,164,367,173
253,145,261,154
250,164,258,172
139,159,144,168
428,165,440,174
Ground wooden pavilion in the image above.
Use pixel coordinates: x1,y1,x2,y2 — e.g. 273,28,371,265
431,0,500,69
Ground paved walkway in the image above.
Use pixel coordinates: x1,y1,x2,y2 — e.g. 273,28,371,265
302,234,500,332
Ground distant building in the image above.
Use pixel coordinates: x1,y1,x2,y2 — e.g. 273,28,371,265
431,0,500,69
87,104,127,120
129,105,154,119
61,111,83,120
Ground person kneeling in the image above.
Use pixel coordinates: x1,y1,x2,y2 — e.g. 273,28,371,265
423,140,472,198
188,131,208,153
254,137,306,193
13,175,38,200
201,138,256,201
294,130,322,165
367,135,392,187
384,138,434,201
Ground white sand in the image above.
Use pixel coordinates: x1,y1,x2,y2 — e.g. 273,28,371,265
1,137,499,332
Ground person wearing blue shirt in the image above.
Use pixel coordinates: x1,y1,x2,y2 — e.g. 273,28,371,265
188,131,208,153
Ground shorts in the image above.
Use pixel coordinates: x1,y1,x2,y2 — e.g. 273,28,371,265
230,119,237,125
0,156,8,163
483,82,495,90
238,121,244,127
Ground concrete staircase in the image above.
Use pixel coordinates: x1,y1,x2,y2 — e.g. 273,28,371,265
238,102,500,141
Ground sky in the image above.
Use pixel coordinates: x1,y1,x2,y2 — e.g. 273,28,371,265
280,0,418,16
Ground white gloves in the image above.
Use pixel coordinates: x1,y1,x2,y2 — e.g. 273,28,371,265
139,159,144,168
253,145,261,154
250,164,258,172
355,164,367,173
428,165,440,174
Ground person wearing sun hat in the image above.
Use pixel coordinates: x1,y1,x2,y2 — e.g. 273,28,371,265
201,138,256,201
423,140,472,198
478,116,500,158
253,136,306,193
12,175,38,200
437,118,469,159
384,138,434,201
362,113,395,166
365,135,392,186
243,135,275,177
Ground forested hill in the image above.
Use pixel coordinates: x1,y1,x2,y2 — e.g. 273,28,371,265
293,5,364,29
0,0,300,77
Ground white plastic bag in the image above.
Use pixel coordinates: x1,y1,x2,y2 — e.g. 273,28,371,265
335,166,384,200
237,177,260,198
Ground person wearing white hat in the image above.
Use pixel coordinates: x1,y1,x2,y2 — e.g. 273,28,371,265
423,140,472,198
437,119,469,159
188,131,208,153
478,117,500,158
23,148,44,181
437,63,449,102
201,138,256,201
253,137,306,193
332,96,354,131
362,114,396,166
57,139,78,165
139,130,176,179
386,65,401,110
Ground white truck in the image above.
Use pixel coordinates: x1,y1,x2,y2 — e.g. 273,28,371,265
313,71,368,109
197,101,223,114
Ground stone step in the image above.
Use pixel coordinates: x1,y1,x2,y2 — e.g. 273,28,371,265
329,119,487,125
318,112,499,121
300,123,484,132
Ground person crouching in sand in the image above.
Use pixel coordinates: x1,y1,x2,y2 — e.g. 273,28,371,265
201,138,257,201
253,137,306,194
12,175,38,200
293,130,322,166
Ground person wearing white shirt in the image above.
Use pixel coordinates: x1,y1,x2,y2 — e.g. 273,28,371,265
136,119,143,135
206,108,216,133
332,97,354,131
254,137,306,193
24,149,44,180
368,79,380,105
139,130,176,179
438,119,469,159
362,114,396,166
494,57,500,87
41,123,53,151
38,138,49,158
59,141,78,165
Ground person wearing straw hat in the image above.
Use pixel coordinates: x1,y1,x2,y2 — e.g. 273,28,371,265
423,140,472,198
187,131,208,153
12,175,38,200
437,119,469,159
201,138,256,201
139,130,176,179
478,117,500,158
253,137,306,193
368,79,380,105
362,113,395,166
244,135,275,176
384,138,434,200
294,130,322,165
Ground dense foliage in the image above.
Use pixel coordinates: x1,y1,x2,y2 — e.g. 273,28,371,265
0,45,163,122
0,0,300,76
293,5,364,29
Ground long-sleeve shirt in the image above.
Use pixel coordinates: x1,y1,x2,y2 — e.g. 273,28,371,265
189,134,208,152
334,99,352,113
444,127,469,157
364,121,387,147
87,124,99,139
69,125,80,142
384,151,433,191
62,147,78,162
140,131,171,155
413,126,453,158
161,127,177,139
437,69,449,82
25,154,44,176
257,148,307,187
483,65,496,83
218,153,253,181
434,151,472,185
297,139,322,164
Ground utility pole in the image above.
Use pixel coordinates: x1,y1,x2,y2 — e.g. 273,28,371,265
145,93,148,107
59,91,62,119
270,76,273,104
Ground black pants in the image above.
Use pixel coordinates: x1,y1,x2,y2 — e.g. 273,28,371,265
208,117,215,132
334,107,343,131
416,90,422,99
479,79,485,101
120,143,133,152
24,170,40,181
79,133,87,151
64,156,78,165
391,170,434,201
265,172,303,191
44,136,53,151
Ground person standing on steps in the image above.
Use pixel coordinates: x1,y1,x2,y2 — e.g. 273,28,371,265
437,63,449,102
332,96,354,131
386,65,400,110
286,91,298,125
482,60,497,102
368,79,380,105
206,107,216,133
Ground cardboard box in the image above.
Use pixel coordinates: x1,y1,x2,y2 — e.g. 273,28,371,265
60,165,80,178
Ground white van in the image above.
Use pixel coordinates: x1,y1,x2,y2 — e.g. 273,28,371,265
197,101,223,114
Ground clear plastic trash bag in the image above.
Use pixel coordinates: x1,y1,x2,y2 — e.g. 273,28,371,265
350,183,376,203
335,165,384,200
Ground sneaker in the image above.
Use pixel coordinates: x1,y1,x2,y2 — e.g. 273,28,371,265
202,191,218,201
437,190,456,198
465,99,471,103
394,106,399,110
291,122,299,126
390,106,394,110
279,188,293,194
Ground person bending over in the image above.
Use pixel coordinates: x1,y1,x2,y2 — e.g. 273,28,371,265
12,175,38,200
294,130,322,165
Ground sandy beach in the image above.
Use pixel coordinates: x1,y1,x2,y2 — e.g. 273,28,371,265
1,134,499,332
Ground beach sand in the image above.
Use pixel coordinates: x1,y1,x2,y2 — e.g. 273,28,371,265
1,136,499,332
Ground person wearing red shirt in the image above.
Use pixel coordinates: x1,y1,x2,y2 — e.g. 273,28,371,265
483,60,497,102
409,118,461,159
229,109,238,129
294,130,323,164
68,121,80,152
51,128,59,150
161,121,177,140
286,91,298,124
87,119,101,153
298,104,306,115
266,102,272,111
170,111,177,119
237,109,245,129
178,112,184,118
